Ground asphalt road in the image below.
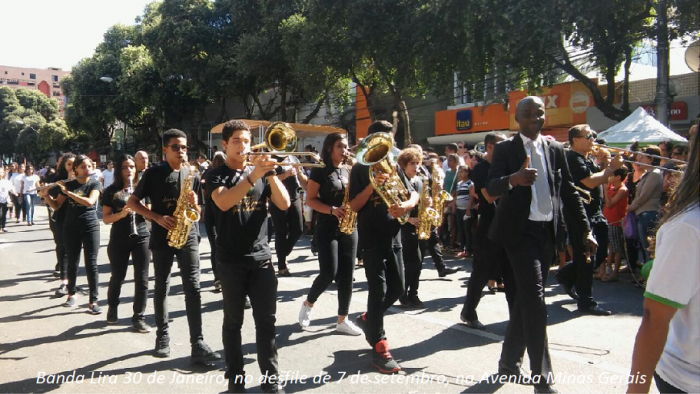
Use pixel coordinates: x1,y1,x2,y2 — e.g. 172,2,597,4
0,208,656,393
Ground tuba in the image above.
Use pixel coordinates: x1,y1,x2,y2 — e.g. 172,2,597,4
167,163,201,249
431,161,453,227
417,174,439,240
354,132,411,224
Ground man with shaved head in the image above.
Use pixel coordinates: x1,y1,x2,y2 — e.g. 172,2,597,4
486,96,595,393
135,151,149,178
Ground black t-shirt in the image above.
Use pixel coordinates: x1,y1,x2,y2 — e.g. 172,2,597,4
49,183,68,224
406,175,424,219
102,183,149,239
62,179,101,227
206,165,272,263
566,150,605,224
309,165,350,227
472,161,495,232
274,156,302,201
133,162,200,250
348,162,414,249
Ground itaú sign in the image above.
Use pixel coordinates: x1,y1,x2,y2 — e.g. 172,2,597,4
456,109,472,130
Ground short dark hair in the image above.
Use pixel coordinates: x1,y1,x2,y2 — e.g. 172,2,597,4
613,167,628,179
446,143,458,152
642,145,662,166
484,132,507,146
367,120,393,135
568,124,591,145
106,160,113,165
162,129,187,147
221,120,250,142
74,154,90,171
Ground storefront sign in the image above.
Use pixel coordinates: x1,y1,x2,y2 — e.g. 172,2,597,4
456,110,472,130
641,101,688,121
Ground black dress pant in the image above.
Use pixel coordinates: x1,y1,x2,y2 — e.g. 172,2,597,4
219,259,279,382
203,207,219,281
499,220,554,384
10,193,24,220
269,198,303,270
362,243,405,347
401,227,422,298
421,228,446,271
107,234,151,322
558,220,608,309
64,222,100,303
462,233,516,321
151,238,203,344
0,202,7,229
50,218,68,280
307,222,357,316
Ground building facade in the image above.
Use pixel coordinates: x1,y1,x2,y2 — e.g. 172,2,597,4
0,65,70,114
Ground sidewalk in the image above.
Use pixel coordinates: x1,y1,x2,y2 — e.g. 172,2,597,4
0,208,654,393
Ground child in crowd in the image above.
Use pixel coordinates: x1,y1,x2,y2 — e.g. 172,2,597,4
602,167,629,281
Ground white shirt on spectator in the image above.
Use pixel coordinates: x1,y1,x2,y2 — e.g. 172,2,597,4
102,169,115,189
21,174,40,195
645,205,700,393
10,173,23,193
0,179,14,203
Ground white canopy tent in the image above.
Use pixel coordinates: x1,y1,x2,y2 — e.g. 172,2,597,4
598,107,687,147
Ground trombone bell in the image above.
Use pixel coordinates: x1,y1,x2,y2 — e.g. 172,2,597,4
246,121,324,167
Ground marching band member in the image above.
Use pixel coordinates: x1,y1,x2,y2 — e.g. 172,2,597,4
298,132,362,335
207,120,290,394
102,155,151,332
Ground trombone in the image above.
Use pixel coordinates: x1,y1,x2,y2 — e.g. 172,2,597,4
592,144,684,174
245,122,325,168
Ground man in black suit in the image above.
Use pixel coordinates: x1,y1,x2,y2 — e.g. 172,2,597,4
487,96,596,394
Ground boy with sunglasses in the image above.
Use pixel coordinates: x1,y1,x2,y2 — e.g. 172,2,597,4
128,129,221,364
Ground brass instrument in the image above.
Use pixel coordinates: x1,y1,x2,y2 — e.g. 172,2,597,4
417,174,439,240
430,161,453,227
592,143,684,173
166,165,201,249
246,122,325,168
354,132,411,224
338,171,357,234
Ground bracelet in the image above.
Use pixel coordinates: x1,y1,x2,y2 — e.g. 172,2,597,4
264,170,276,178
246,176,255,187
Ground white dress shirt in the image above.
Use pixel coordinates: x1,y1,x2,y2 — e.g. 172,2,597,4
520,133,553,222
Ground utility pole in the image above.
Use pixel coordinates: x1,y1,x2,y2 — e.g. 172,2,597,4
654,0,671,126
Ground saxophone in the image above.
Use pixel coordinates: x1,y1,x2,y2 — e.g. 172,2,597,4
417,174,439,240
167,167,201,249
338,170,357,234
431,161,453,227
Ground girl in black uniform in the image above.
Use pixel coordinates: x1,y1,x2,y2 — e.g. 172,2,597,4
42,153,76,297
298,132,362,335
56,155,102,314
102,155,151,332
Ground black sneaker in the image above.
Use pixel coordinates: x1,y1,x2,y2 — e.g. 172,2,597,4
64,296,77,307
154,335,170,358
398,296,413,307
106,307,118,324
88,304,102,315
438,267,460,278
133,320,152,333
244,297,252,310
372,339,401,374
191,341,221,364
55,284,68,297
261,381,285,394
409,295,425,308
354,313,367,335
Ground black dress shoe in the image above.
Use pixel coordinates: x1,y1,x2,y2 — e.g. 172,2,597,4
555,273,579,300
438,267,460,278
579,305,612,316
534,384,559,393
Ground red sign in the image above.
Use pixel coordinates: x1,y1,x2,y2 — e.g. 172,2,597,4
641,101,688,121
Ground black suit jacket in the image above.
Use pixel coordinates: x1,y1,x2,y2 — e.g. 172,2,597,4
486,133,590,248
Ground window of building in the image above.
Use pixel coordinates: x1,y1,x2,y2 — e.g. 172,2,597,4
52,75,58,82
30,73,36,79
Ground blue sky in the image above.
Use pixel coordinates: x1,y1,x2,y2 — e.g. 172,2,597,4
0,0,153,71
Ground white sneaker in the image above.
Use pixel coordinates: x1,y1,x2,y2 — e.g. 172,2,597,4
298,302,313,329
336,319,363,336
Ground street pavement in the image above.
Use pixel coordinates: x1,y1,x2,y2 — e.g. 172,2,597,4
0,208,657,393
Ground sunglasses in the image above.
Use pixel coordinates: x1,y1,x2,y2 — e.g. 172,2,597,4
578,133,593,140
168,144,188,152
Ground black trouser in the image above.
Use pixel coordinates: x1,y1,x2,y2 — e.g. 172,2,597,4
362,243,405,347
269,198,303,271
64,222,100,303
0,202,7,229
401,226,422,298
307,223,357,316
10,193,23,220
151,238,203,344
421,228,446,271
50,218,68,280
499,220,554,384
654,372,686,393
462,232,516,321
219,259,279,382
107,234,151,322
203,208,219,281
558,220,608,309
455,208,467,250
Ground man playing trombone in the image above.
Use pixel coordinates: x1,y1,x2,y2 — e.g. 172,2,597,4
557,124,623,316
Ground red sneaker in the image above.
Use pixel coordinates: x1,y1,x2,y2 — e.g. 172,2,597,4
372,339,401,374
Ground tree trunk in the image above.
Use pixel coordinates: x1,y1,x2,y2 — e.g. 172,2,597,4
654,0,671,126
280,84,288,121
622,47,633,114
397,98,411,147
301,93,327,124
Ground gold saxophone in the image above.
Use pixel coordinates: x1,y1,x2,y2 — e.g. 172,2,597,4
431,162,453,227
417,174,439,240
339,176,357,234
167,166,201,249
